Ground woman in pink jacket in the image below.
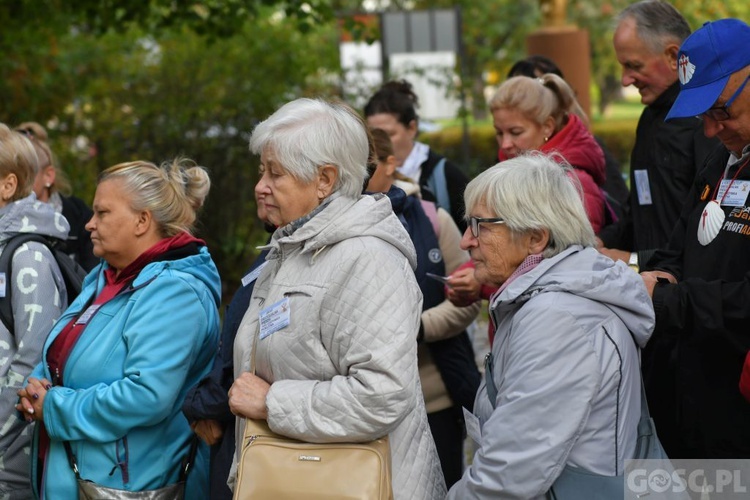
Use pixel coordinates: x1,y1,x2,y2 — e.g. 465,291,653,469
448,75,607,340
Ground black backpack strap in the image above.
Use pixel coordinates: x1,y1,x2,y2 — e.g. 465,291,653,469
0,233,52,334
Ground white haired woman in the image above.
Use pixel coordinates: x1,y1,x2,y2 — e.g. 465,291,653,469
227,98,446,498
447,153,655,499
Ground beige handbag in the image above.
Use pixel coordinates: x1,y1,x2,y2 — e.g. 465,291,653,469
233,325,393,500
234,418,392,500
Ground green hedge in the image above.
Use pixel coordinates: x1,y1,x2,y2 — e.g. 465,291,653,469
420,118,638,179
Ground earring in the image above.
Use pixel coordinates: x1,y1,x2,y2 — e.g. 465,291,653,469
544,137,549,143
45,183,51,188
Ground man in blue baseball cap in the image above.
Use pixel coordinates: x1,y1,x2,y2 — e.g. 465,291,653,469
641,18,750,458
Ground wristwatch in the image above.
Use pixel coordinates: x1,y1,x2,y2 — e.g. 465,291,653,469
628,252,639,273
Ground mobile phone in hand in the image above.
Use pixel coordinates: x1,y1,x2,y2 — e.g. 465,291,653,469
426,272,451,285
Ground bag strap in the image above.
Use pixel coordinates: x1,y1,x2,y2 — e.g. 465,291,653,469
179,436,200,482
63,441,83,480
64,436,199,482
425,158,450,215
0,233,54,333
419,199,440,238
484,352,497,410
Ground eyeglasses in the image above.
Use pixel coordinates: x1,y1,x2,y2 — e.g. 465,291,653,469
468,216,506,238
15,127,35,138
702,73,750,121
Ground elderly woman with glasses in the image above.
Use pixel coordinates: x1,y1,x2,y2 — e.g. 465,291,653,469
227,98,445,498
447,153,655,499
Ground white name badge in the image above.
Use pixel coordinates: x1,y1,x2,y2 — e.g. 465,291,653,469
259,297,291,340
716,179,750,207
241,261,268,287
463,407,482,446
0,272,6,298
75,304,101,325
633,169,653,205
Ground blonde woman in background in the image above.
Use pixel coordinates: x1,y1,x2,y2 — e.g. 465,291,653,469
15,122,98,271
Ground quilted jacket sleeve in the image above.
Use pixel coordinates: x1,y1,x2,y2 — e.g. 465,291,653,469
265,240,424,442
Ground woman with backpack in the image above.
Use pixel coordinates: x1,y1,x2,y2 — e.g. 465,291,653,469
365,80,470,233
0,124,70,499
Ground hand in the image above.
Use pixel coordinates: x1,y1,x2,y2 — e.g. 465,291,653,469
191,419,224,446
640,271,677,298
597,247,631,264
228,372,271,420
446,267,481,306
16,377,52,423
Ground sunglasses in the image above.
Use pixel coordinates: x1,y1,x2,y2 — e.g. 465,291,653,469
468,216,506,238
701,73,750,121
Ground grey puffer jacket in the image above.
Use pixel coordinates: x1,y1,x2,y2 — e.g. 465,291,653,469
231,193,446,499
448,246,655,499
0,194,70,499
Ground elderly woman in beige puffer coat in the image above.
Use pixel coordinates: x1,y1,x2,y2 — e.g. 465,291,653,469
227,98,446,499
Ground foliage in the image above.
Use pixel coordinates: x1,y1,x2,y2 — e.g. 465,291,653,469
1,7,340,297
361,0,750,121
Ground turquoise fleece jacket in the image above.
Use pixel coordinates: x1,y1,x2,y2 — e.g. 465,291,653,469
29,245,220,500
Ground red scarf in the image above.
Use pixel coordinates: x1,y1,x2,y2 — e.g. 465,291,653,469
496,114,606,186
46,232,204,385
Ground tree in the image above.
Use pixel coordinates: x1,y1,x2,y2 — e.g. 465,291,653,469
2,5,341,295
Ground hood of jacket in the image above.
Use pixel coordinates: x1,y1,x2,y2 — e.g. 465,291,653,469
264,192,418,271
490,245,654,347
541,114,606,186
0,194,70,244
90,245,221,307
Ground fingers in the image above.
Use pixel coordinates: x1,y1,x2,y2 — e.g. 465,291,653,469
15,397,35,423
209,420,224,442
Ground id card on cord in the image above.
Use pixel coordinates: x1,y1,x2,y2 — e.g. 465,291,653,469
716,179,750,206
463,407,482,446
633,170,653,205
241,261,268,287
259,297,291,340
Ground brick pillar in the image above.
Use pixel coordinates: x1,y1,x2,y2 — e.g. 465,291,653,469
526,27,591,117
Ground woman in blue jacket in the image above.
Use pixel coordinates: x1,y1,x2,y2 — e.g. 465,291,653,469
17,159,221,499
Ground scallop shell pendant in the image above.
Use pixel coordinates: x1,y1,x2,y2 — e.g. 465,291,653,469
697,200,725,246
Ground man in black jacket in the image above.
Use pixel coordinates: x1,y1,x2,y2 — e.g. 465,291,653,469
600,0,721,458
598,0,718,268
642,18,750,458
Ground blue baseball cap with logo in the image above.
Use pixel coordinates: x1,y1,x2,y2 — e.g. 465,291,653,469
666,18,750,121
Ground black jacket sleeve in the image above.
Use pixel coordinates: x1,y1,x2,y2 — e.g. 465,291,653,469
182,250,268,422
647,147,750,348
